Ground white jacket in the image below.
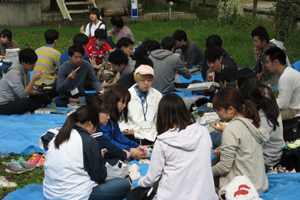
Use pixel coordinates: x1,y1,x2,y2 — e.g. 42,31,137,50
138,123,218,200
119,85,162,142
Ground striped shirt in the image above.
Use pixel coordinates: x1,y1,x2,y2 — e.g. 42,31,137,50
34,44,61,86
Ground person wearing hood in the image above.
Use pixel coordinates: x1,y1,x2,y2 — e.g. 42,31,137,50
240,84,285,171
211,88,269,194
0,48,47,115
148,38,191,94
127,93,218,200
202,34,237,80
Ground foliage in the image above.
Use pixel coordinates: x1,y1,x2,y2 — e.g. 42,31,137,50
218,0,245,20
271,0,300,41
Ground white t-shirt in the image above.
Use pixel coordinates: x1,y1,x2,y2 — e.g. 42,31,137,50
84,20,106,37
277,66,300,110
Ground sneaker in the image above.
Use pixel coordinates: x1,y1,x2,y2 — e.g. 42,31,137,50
5,159,27,174
36,154,45,166
0,176,17,187
267,166,278,174
27,153,42,165
286,168,297,173
277,165,287,173
18,157,36,171
0,152,10,159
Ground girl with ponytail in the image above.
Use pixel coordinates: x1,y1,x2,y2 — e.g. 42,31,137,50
211,88,269,194
44,105,131,200
240,84,285,170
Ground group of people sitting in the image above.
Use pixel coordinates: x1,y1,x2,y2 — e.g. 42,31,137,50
1,7,300,199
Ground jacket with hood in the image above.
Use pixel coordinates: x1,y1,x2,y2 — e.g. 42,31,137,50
0,62,30,105
150,49,191,94
138,123,218,200
259,110,285,166
212,117,269,194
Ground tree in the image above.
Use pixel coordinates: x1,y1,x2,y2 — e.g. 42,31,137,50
273,0,300,40
217,0,244,20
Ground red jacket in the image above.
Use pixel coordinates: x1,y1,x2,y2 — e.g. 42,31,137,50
85,37,112,65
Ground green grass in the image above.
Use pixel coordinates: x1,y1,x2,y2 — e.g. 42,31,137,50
6,17,300,69
1,16,300,198
0,155,44,199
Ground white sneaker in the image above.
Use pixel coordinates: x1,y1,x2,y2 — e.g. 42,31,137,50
0,176,17,187
277,165,287,173
267,166,278,174
286,168,297,173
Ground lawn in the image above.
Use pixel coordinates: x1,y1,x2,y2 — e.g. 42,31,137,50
1,16,300,199
8,17,300,69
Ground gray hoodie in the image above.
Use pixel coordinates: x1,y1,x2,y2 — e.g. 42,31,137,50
259,109,285,166
138,123,218,200
212,117,269,194
150,49,191,94
0,62,30,105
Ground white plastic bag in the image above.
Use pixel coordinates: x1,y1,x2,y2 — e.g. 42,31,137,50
105,160,129,180
219,175,262,200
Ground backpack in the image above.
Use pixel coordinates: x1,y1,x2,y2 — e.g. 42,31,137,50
96,49,119,83
39,128,60,150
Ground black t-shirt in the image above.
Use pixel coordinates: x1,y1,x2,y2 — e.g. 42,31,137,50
117,73,135,89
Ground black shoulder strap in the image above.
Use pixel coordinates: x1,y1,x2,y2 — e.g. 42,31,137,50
89,22,106,34
88,21,93,35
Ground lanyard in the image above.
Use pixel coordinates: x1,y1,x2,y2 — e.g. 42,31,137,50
134,85,148,121
69,62,78,89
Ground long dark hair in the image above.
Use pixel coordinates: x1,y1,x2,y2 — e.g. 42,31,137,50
240,84,279,131
87,96,110,113
54,105,99,149
156,93,195,135
242,77,279,112
212,88,260,128
102,84,131,122
236,68,256,88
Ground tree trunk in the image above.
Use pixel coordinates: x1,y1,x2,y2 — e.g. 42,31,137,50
253,0,258,18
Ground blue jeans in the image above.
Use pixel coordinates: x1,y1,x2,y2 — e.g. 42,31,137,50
54,93,96,107
88,178,131,200
210,132,222,148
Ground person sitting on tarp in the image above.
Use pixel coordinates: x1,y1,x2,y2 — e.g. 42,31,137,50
0,48,48,115
54,45,102,107
0,29,20,60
